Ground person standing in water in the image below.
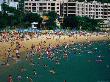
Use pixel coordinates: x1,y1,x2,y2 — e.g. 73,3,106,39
16,49,20,59
64,80,66,82
8,75,13,82
27,77,33,82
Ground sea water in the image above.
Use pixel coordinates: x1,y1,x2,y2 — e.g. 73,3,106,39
0,40,110,82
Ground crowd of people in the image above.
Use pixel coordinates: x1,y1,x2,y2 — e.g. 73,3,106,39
0,31,110,64
0,31,110,82
0,31,109,42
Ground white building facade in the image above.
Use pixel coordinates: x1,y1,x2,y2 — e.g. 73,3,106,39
9,2,19,9
0,4,1,11
0,0,19,11
24,0,61,15
76,1,110,20
61,0,76,16
62,0,110,20
24,0,110,21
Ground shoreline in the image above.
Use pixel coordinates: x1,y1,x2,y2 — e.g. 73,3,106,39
0,34,110,61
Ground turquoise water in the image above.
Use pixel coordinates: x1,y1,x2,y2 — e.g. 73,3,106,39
0,41,110,82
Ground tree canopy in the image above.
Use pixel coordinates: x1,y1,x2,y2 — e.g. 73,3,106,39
0,3,42,29
44,11,58,30
62,16,101,31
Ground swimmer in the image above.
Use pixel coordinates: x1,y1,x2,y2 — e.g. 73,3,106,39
49,67,56,74
49,70,56,74
8,75,13,82
33,69,37,75
63,52,68,59
17,75,22,80
64,80,66,82
106,65,109,68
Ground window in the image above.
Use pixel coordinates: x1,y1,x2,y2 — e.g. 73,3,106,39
96,16,98,18
32,7,36,12
39,3,43,6
51,7,55,10
104,12,107,15
104,16,107,18
25,7,28,9
96,12,98,15
51,3,55,6
39,7,43,10
25,3,28,5
68,11,75,13
32,7,36,10
96,5,98,7
68,7,75,10
34,24,37,27
43,3,46,5
29,3,31,5
64,11,67,13
32,3,36,6
64,3,67,6
68,3,75,6
43,7,46,9
57,7,59,9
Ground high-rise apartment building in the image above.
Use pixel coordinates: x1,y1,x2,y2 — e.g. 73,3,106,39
62,0,110,20
77,1,110,20
24,0,61,15
61,0,76,16
24,0,110,21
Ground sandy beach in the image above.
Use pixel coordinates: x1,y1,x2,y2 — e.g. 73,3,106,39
0,33,110,61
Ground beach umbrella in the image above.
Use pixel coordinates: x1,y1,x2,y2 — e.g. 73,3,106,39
28,28,32,32
24,29,28,32
34,28,36,32
36,29,39,32
19,29,22,33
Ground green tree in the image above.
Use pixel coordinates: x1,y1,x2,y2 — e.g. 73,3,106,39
24,13,43,28
1,3,9,13
45,11,58,30
62,16,78,30
0,12,9,29
79,16,101,31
